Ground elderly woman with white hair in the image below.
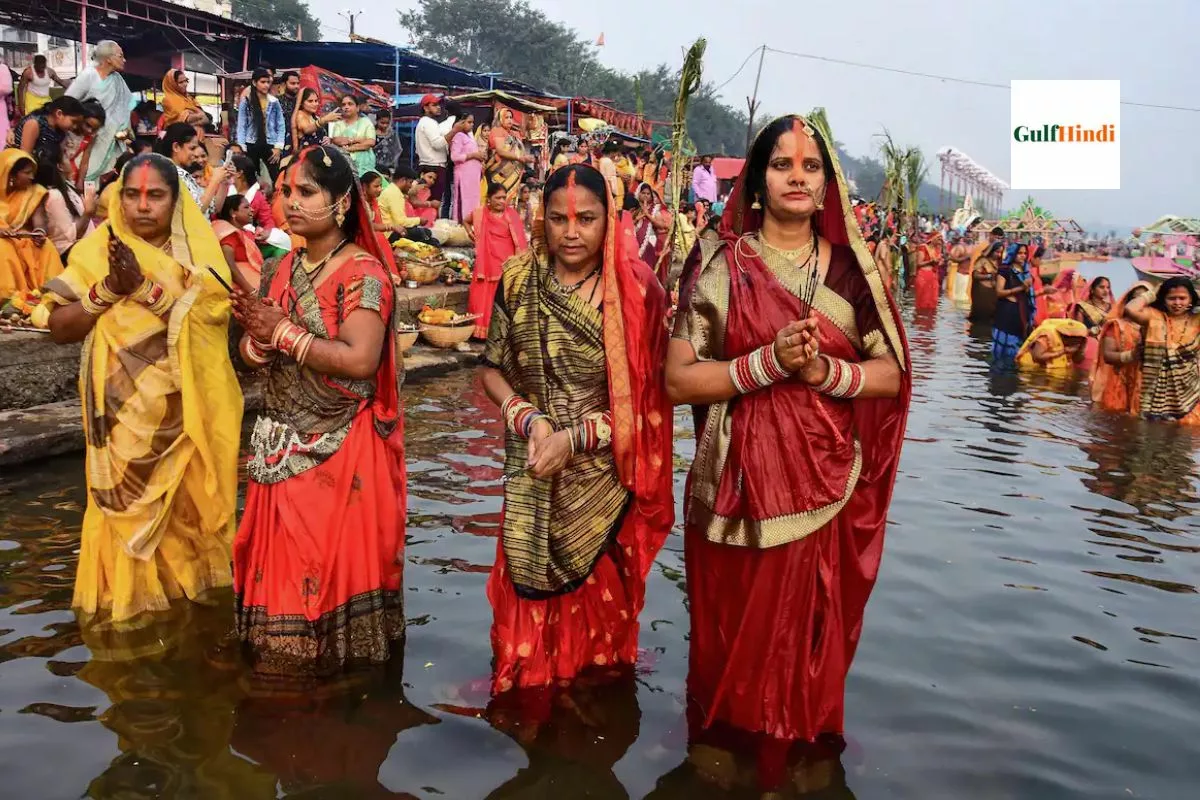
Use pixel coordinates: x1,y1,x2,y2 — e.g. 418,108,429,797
66,40,132,181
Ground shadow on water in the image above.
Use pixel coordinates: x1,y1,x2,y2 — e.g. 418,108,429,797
2,290,1200,798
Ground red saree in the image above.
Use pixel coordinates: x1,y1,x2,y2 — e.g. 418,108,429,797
676,113,910,788
212,219,265,290
234,194,407,678
484,177,674,701
468,205,528,338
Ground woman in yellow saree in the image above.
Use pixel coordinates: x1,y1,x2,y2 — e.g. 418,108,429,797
0,149,63,300
40,152,243,632
1016,318,1089,373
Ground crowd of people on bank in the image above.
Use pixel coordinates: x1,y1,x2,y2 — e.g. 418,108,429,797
17,90,910,790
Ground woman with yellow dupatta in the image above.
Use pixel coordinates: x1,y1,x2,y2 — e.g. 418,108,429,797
478,163,673,707
666,112,909,792
1091,282,1151,414
1015,318,1089,373
1123,276,1200,424
40,152,243,631
159,69,206,131
0,149,63,300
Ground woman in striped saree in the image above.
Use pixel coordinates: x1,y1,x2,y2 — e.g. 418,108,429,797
477,164,673,707
1123,276,1200,424
41,152,242,632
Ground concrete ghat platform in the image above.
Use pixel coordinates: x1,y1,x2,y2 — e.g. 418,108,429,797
0,343,479,468
0,281,475,468
0,283,468,411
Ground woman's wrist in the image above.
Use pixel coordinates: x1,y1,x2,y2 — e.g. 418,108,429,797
814,355,865,399
730,344,792,395
501,394,550,439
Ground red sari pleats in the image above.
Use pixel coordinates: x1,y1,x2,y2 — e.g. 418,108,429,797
234,409,406,675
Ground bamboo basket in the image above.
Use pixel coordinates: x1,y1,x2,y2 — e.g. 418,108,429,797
403,262,443,285
419,314,479,349
396,329,419,353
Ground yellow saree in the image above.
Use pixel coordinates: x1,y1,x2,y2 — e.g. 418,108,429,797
41,177,243,630
0,149,62,300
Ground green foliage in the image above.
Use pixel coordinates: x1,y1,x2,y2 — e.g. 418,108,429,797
398,0,747,153
232,0,321,42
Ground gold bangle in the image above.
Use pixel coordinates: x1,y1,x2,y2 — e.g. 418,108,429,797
92,279,122,305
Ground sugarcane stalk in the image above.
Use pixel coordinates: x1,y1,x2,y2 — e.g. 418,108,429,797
656,37,706,285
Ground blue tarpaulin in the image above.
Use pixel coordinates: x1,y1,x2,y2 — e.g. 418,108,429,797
247,41,551,98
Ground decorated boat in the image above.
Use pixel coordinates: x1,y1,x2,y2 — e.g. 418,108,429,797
1130,217,1200,285
971,197,1084,283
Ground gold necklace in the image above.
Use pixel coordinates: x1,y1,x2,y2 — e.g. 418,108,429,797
760,233,815,265
301,239,347,276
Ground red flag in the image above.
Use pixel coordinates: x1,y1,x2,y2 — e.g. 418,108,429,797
595,33,605,46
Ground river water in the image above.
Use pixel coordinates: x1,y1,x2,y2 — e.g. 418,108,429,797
1,261,1197,799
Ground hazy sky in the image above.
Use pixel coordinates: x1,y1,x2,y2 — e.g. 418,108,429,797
312,0,1199,228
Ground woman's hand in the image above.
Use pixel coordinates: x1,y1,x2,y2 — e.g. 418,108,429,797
527,422,572,479
773,318,820,374
231,289,287,342
106,235,144,295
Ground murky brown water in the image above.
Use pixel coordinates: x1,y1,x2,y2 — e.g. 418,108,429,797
2,269,1199,798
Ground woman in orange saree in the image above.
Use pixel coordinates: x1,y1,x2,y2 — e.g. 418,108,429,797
158,69,205,132
466,181,529,338
666,112,910,791
1029,243,1051,324
477,164,673,711
1091,282,1151,414
231,146,406,677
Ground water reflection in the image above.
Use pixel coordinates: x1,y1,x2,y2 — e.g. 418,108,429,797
3,298,1200,797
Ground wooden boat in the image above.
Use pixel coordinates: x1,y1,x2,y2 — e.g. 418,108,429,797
1131,233,1198,286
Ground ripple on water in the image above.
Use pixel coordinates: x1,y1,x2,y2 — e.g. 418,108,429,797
0,290,1198,797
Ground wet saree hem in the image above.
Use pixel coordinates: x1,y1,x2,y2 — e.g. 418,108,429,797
235,587,405,677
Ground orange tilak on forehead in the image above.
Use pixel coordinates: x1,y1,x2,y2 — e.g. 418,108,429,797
788,119,811,182
566,170,578,228
137,161,151,205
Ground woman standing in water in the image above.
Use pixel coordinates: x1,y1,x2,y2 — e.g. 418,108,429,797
231,146,406,676
665,112,910,791
1091,282,1151,414
991,242,1033,369
1123,276,1200,424
477,163,673,701
41,153,242,632
1073,276,1112,334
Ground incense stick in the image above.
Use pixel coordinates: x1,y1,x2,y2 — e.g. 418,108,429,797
206,266,234,293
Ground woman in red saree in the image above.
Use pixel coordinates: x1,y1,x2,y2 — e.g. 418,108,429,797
477,164,673,708
466,181,529,338
666,112,910,791
213,194,265,290
912,231,941,310
1090,281,1151,414
632,182,672,274
230,145,406,678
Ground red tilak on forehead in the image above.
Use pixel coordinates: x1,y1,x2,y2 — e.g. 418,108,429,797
135,161,152,205
566,170,578,225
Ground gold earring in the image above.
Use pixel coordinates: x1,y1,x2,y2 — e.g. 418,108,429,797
335,206,346,227
751,195,762,210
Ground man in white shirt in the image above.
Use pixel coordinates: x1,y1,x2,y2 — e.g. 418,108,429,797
414,94,456,220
